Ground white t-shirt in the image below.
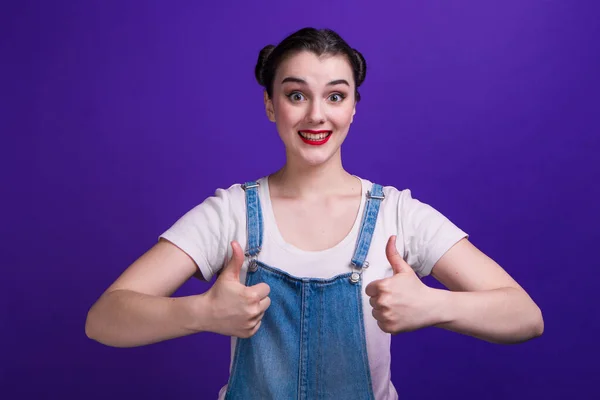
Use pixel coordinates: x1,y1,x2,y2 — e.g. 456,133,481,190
159,175,468,400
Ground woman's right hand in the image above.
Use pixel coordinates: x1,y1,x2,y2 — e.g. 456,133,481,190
199,241,271,338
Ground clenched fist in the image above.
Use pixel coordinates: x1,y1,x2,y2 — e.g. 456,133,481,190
202,241,271,338
366,236,440,334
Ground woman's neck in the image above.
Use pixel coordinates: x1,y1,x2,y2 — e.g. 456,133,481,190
269,152,358,199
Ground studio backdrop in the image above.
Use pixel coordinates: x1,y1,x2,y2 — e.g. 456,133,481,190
2,1,598,399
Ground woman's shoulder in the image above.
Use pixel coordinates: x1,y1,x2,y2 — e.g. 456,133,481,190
355,176,443,224
199,176,269,211
354,176,414,203
200,176,266,198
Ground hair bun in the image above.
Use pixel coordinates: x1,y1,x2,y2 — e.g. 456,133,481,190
352,49,366,87
255,45,276,87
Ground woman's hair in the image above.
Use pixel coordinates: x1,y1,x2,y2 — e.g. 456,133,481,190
255,27,367,101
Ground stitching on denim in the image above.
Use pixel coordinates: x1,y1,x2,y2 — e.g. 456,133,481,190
256,261,353,284
356,278,376,400
352,183,384,268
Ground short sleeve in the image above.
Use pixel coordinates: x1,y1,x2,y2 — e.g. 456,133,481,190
398,189,468,277
159,188,231,282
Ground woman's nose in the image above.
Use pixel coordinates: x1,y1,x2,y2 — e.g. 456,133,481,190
306,101,325,124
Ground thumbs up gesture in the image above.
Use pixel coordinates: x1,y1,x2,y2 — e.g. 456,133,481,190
365,236,438,334
203,241,271,338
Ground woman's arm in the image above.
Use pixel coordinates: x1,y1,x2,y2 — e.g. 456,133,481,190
85,239,271,347
367,237,543,344
85,239,208,347
429,238,544,344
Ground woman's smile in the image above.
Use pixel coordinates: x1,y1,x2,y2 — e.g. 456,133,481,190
298,130,333,145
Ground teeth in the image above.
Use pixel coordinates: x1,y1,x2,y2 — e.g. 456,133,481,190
299,132,331,140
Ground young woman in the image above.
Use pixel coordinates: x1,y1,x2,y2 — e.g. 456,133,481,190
85,27,544,400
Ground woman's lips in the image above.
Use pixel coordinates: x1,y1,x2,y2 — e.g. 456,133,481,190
298,130,332,146
300,130,331,133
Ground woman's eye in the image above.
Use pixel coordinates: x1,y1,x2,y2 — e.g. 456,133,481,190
329,93,345,102
288,92,305,102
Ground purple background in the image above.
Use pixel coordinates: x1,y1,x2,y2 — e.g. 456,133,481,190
2,1,599,399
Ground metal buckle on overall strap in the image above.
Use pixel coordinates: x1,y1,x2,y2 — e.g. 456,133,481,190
366,190,385,200
350,261,369,283
245,250,260,272
241,182,259,190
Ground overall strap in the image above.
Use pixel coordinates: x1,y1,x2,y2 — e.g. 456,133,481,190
241,181,263,258
351,183,385,269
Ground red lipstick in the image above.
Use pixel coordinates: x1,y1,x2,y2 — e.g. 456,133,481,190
298,130,332,146
300,130,330,133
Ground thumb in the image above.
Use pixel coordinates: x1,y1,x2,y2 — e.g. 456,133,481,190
221,241,245,280
386,235,411,275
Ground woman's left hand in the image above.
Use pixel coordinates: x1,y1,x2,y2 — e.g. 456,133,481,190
365,235,442,334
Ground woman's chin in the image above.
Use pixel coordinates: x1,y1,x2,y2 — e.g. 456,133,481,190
293,148,339,167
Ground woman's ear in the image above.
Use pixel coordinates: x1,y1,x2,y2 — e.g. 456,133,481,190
264,91,276,122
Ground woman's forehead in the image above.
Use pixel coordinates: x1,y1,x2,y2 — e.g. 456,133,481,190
275,51,354,85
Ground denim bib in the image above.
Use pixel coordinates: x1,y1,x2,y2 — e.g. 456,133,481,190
225,180,385,400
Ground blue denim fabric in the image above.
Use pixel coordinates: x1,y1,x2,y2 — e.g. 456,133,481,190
225,181,384,400
241,181,263,257
351,184,385,269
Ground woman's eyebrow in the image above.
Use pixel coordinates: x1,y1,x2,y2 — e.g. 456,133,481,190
281,77,350,87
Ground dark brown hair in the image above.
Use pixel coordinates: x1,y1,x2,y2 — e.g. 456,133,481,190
255,28,367,101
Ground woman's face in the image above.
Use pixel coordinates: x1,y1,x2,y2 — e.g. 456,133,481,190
265,51,356,167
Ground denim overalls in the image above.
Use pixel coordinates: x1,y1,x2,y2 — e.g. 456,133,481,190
224,180,385,400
